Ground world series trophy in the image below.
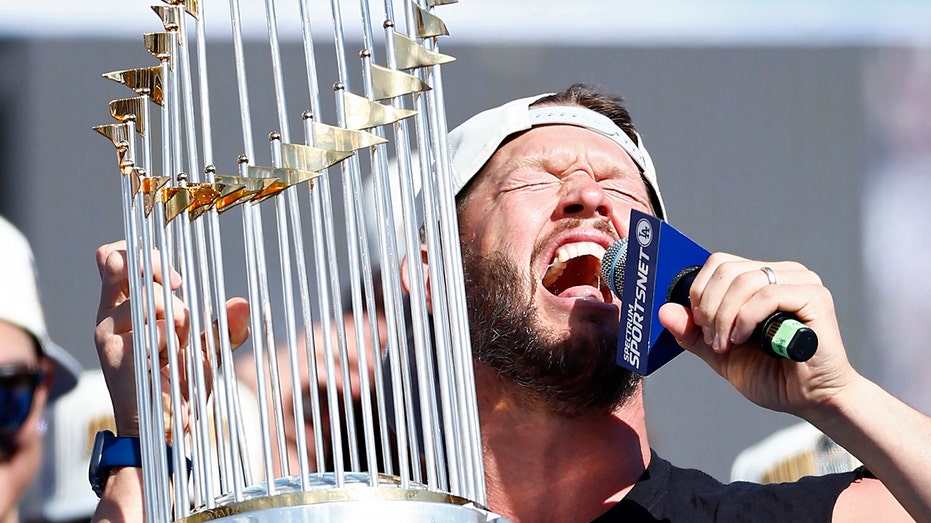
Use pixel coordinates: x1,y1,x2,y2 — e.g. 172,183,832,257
93,0,501,521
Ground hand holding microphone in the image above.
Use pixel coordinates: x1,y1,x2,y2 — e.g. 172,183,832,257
601,210,817,376
602,238,818,363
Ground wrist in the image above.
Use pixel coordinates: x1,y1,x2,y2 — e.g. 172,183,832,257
800,371,870,430
114,414,140,438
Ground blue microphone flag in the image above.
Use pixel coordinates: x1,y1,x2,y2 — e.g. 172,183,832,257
616,210,709,375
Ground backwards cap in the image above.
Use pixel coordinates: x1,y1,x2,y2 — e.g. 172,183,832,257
446,93,667,220
0,216,81,399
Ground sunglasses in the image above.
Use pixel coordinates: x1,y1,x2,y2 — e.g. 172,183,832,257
0,364,45,435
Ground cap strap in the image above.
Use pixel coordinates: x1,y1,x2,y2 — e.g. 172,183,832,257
527,105,646,172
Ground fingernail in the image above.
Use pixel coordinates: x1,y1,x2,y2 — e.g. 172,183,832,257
712,333,720,352
703,327,713,346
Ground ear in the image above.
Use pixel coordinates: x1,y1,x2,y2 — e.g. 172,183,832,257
399,243,432,313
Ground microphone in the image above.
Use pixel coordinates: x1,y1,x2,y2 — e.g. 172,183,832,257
602,237,818,363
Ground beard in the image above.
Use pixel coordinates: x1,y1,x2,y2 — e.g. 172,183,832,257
461,243,640,418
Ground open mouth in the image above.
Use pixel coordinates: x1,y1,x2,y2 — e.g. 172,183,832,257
541,242,612,302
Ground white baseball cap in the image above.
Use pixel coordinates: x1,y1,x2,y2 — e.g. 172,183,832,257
447,93,667,220
0,215,81,399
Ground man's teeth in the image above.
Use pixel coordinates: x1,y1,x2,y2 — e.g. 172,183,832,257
541,242,607,288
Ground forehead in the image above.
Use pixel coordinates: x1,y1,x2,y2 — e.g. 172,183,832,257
481,125,643,184
0,319,39,365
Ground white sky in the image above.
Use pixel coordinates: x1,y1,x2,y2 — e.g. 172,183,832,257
0,0,930,45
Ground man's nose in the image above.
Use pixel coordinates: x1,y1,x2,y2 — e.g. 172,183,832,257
557,174,611,219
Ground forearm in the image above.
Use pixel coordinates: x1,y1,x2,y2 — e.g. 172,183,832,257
806,374,931,521
91,467,145,523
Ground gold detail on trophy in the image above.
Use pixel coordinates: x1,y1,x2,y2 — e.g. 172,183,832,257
215,176,283,211
163,186,193,223
152,5,184,44
393,33,455,70
187,183,220,220
248,176,290,203
129,167,142,198
92,122,132,148
109,97,148,137
141,175,171,216
310,122,387,151
102,67,164,107
213,177,253,214
159,0,198,18
93,122,135,173
176,486,471,523
342,91,417,130
370,64,431,101
412,4,449,38
144,32,174,64
280,143,353,172
247,166,320,189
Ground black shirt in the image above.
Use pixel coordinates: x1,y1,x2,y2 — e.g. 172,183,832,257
592,450,861,522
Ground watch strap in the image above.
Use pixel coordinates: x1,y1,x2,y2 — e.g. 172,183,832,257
98,433,142,470
89,429,193,497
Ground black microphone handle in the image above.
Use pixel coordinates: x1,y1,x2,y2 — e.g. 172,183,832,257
667,267,818,362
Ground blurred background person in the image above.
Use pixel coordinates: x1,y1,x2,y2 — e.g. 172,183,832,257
0,215,81,523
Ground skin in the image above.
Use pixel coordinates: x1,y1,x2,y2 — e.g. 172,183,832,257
0,320,51,523
92,122,930,522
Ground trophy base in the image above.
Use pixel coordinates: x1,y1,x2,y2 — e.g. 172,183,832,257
178,472,506,522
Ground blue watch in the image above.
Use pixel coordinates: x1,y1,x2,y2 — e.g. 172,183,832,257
88,430,141,497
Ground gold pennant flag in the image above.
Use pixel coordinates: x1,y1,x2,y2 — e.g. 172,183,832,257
310,122,387,151
393,32,455,70
280,143,353,172
214,178,250,214
187,183,220,220
152,6,184,45
93,122,135,173
102,67,164,106
163,186,192,223
250,179,290,203
342,91,417,130
142,175,170,217
144,32,173,64
109,97,148,137
247,166,320,189
159,0,198,18
129,168,142,198
92,122,132,148
371,64,431,100
412,3,449,39
214,175,280,211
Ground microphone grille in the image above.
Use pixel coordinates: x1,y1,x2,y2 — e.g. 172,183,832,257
601,238,628,296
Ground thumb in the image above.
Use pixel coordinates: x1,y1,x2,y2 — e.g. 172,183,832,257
658,302,704,352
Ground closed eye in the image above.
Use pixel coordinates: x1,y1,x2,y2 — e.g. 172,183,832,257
603,186,638,202
600,179,650,207
500,172,561,193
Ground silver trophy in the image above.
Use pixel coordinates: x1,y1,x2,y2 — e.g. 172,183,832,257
93,1,497,521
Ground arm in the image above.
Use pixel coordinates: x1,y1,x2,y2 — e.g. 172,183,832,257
657,252,930,521
91,241,250,522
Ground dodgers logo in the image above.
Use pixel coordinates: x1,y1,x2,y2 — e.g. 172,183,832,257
636,217,653,248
